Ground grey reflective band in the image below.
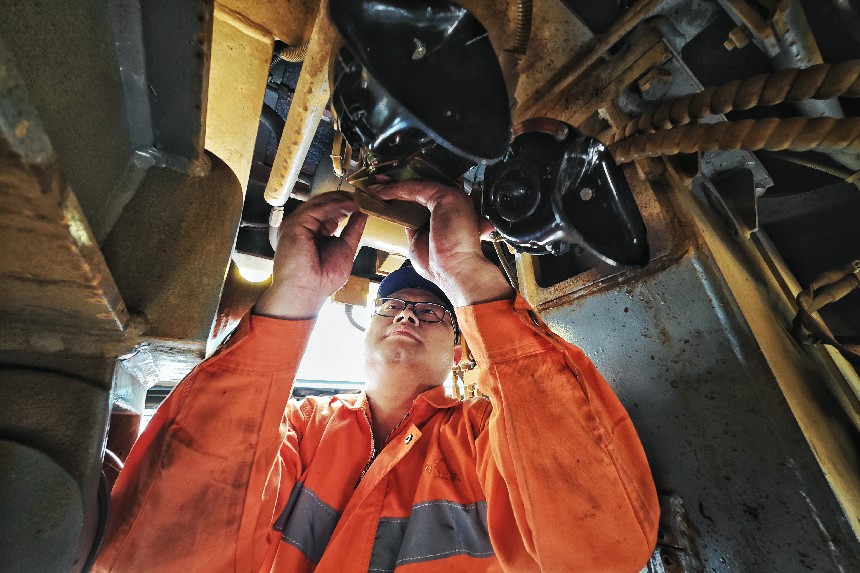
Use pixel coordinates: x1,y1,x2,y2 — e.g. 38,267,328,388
273,482,341,564
369,500,493,571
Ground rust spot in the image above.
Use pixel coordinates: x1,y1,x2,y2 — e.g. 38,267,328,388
14,120,29,139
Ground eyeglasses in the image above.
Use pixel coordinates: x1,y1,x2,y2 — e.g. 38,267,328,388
372,297,455,329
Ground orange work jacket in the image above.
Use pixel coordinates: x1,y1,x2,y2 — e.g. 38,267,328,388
94,295,659,572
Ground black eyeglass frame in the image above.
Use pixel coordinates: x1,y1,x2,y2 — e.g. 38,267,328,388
372,297,458,331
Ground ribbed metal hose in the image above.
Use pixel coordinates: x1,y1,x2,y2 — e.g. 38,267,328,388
513,0,532,55
609,116,860,163
611,60,860,143
277,42,309,62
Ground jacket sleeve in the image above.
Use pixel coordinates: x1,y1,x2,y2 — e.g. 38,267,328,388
93,313,314,573
459,294,659,573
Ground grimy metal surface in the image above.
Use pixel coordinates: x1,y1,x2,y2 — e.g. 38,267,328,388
0,0,134,229
540,252,860,570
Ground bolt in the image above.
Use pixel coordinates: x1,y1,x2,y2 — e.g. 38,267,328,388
580,187,594,201
412,39,426,60
554,124,569,141
724,26,750,51
637,68,672,97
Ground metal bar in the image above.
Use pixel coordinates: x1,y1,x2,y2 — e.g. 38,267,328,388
264,0,339,207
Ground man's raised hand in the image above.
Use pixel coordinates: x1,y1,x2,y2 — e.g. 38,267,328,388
374,181,513,307
256,191,367,320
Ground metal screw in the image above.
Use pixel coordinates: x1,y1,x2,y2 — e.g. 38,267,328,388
404,434,413,444
554,125,569,141
580,187,594,201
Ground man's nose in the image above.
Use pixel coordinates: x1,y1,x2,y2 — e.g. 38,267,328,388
394,307,419,325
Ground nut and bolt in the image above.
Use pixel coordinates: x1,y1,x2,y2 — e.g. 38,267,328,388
724,26,751,51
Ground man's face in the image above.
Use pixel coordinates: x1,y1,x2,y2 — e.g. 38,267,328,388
363,287,458,384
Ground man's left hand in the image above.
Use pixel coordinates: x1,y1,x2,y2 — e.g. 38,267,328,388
374,181,514,307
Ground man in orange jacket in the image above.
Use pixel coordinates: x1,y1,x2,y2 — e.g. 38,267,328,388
94,182,659,572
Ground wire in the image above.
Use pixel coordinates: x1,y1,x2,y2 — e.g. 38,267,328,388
344,304,366,332
491,231,520,291
758,151,853,180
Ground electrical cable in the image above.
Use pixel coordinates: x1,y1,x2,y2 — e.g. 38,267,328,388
792,260,860,367
491,231,519,291
344,304,366,332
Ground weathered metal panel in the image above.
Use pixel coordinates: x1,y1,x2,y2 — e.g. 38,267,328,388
101,152,244,341
0,0,134,225
0,37,128,336
540,252,860,570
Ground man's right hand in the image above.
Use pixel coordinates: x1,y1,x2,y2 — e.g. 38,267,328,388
255,191,367,320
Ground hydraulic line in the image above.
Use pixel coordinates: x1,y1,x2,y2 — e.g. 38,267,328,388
276,42,309,62
611,60,860,143
512,0,532,55
609,116,860,164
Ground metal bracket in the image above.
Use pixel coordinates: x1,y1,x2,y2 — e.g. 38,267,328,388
693,168,763,237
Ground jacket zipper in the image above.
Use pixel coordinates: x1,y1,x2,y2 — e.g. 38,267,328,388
355,409,412,488
355,410,377,488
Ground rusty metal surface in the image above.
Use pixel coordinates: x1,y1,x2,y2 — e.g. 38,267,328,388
610,116,860,163
519,0,663,118
552,26,673,128
512,0,596,117
540,251,860,570
101,152,243,342
139,0,213,165
613,60,860,142
643,496,705,572
0,170,127,332
0,0,216,241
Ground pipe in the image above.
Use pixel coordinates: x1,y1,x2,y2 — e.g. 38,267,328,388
259,103,285,142
264,0,339,209
277,42,309,62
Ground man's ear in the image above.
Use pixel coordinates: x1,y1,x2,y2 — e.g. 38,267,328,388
453,344,463,366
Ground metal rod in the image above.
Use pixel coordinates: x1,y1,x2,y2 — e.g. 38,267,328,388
264,0,339,207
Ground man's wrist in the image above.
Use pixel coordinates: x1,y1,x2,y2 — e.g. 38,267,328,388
445,261,515,307
255,283,325,320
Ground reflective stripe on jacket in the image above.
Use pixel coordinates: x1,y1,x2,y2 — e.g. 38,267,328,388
94,295,659,572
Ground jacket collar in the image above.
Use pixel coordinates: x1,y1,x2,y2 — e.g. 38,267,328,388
332,385,459,413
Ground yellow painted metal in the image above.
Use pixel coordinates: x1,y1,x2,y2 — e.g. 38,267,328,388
205,3,274,192
332,275,370,307
264,0,339,206
218,0,314,46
